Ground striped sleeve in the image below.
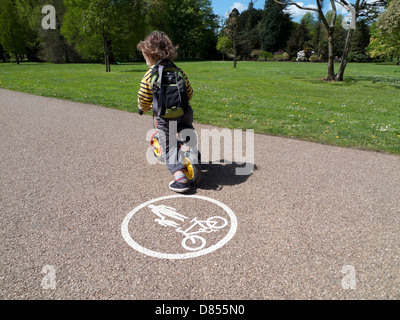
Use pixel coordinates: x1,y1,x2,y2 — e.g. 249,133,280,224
137,68,154,113
179,68,194,101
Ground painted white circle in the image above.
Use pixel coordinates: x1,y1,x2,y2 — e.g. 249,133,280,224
121,195,237,260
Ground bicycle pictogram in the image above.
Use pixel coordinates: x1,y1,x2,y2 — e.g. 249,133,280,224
176,216,228,251
148,204,228,252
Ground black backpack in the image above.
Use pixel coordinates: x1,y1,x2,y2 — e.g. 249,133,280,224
151,59,189,119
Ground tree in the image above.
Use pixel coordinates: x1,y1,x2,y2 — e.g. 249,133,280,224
276,0,339,80
145,0,218,59
301,12,317,32
176,0,218,58
314,0,325,56
237,1,263,60
276,0,370,81
145,0,169,36
286,19,311,59
113,0,147,61
0,43,6,62
259,0,292,53
348,20,371,62
0,0,28,64
225,8,240,68
335,0,363,81
358,0,388,23
367,0,400,64
216,35,232,61
376,0,400,35
82,0,121,72
323,10,347,59
31,0,79,63
62,0,146,71
368,24,400,63
61,0,101,62
13,0,42,62
191,0,219,59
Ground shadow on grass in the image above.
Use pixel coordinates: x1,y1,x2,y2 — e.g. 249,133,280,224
299,74,400,89
344,75,400,89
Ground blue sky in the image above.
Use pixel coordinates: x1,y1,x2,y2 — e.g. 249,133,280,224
211,0,351,21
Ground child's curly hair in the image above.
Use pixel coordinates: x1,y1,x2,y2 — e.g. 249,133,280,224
137,31,178,62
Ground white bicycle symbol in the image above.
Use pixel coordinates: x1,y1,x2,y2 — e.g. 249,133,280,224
176,216,228,251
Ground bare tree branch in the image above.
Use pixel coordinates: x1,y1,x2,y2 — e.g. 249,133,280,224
335,0,350,7
273,0,332,32
274,0,319,12
330,0,337,27
314,0,330,30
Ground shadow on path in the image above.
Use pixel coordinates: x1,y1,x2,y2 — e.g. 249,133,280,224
193,160,258,192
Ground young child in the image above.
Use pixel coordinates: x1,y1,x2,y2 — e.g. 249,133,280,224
137,31,194,193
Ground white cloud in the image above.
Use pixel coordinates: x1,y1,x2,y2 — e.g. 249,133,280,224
231,2,247,12
285,1,365,20
225,2,247,17
284,2,318,19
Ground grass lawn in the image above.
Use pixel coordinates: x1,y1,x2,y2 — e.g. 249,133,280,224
1,61,399,154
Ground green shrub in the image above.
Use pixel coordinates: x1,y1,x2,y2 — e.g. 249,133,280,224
309,55,322,62
273,54,290,61
283,53,290,61
348,53,371,63
260,51,273,61
251,50,262,60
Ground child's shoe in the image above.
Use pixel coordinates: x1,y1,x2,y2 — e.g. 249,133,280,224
169,180,190,193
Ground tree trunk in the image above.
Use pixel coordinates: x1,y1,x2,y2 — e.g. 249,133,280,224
108,40,116,65
65,48,69,63
103,36,111,73
232,38,237,68
315,21,322,55
335,28,354,81
233,45,237,68
326,29,335,81
10,34,20,65
60,34,70,63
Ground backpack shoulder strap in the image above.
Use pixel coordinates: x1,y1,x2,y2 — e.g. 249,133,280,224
154,59,175,67
151,63,166,117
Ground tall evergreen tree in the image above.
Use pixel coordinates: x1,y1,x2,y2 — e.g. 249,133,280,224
349,20,371,61
225,8,240,68
286,19,311,59
259,0,292,52
237,1,263,59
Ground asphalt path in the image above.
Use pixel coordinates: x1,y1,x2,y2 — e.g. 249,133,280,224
1,88,399,300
